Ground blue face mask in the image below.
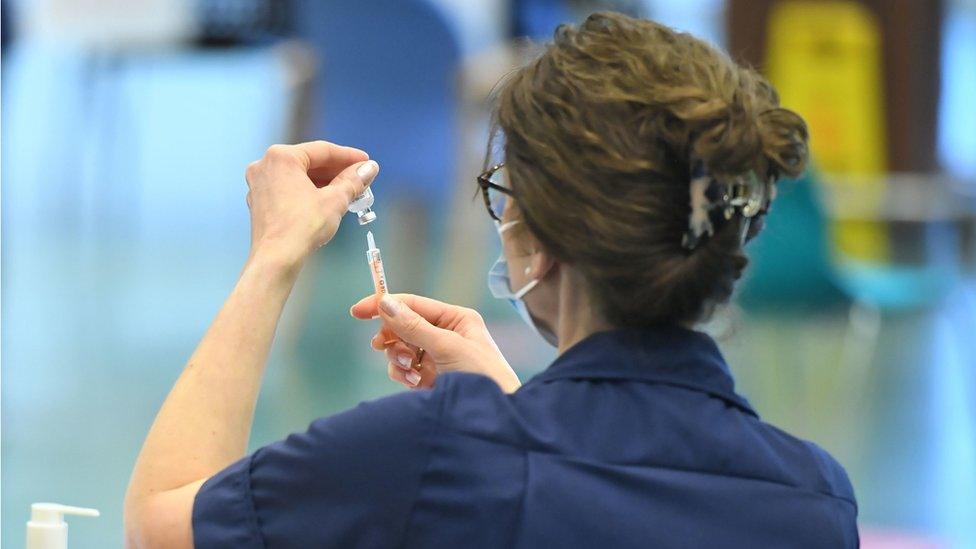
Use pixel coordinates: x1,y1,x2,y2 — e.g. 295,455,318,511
487,220,558,347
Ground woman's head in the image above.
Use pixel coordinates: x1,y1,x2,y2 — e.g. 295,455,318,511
490,12,809,329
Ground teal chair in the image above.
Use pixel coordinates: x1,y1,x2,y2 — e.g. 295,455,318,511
737,170,846,310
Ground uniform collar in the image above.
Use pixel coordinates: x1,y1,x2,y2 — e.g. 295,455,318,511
529,325,757,417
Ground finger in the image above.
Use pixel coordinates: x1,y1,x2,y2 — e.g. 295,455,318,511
309,164,365,187
388,362,423,388
292,140,368,173
319,160,379,215
351,293,467,329
385,342,418,371
380,324,400,345
371,324,405,350
414,363,436,389
377,294,459,354
245,161,259,189
352,294,382,320
351,296,380,319
260,142,367,188
387,362,411,387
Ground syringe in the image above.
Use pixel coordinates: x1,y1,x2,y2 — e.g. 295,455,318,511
366,230,399,347
366,230,388,296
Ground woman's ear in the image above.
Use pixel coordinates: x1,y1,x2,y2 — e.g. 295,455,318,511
515,223,555,280
529,249,556,281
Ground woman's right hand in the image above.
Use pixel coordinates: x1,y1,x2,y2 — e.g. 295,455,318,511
244,141,376,268
349,294,521,393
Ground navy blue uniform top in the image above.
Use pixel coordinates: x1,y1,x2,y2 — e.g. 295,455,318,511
193,326,858,548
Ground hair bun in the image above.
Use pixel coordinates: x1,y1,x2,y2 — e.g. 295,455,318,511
756,107,809,178
493,12,810,327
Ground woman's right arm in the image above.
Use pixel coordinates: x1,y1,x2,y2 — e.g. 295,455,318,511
349,294,522,393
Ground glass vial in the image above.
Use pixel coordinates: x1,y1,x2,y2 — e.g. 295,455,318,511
347,187,377,225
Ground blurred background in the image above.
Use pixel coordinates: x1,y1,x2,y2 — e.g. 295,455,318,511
2,0,974,546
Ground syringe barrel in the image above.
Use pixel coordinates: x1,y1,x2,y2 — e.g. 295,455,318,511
366,248,388,295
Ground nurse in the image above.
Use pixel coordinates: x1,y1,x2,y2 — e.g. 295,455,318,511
125,12,857,548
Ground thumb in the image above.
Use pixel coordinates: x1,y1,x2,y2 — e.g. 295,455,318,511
378,294,457,354
320,160,379,214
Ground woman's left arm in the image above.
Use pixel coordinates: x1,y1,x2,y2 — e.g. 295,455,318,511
123,141,378,549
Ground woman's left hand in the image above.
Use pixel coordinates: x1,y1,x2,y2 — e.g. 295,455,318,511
350,293,521,393
245,141,378,266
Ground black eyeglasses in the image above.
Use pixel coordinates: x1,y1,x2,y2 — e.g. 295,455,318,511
476,162,515,222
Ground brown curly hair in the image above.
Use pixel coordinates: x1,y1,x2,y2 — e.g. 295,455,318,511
490,11,809,327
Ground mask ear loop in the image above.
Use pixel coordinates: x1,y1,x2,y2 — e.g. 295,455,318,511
497,220,520,233
498,218,544,258
512,278,539,299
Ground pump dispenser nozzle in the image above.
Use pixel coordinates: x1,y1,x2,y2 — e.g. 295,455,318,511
27,503,100,549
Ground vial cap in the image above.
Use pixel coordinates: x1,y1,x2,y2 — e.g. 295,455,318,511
357,210,377,225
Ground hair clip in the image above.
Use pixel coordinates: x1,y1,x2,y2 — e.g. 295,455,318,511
681,161,720,250
682,161,774,251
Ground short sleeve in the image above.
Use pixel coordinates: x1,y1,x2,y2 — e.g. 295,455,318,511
193,387,441,548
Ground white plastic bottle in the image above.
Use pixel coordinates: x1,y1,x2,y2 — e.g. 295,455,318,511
347,187,377,225
26,503,99,549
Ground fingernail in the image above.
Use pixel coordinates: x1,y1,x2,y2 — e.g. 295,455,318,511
357,160,378,181
379,294,399,317
405,371,421,386
396,354,412,369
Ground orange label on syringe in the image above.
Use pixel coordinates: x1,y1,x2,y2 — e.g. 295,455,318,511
365,231,387,296
366,230,397,346
367,249,387,295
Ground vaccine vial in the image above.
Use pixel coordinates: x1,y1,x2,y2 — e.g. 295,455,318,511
348,187,377,225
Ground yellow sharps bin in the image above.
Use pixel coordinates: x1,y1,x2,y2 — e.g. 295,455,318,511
766,0,890,264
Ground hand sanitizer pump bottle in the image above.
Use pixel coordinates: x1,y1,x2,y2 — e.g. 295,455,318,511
26,503,99,549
